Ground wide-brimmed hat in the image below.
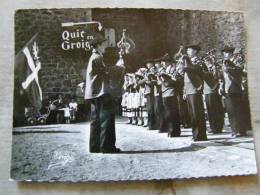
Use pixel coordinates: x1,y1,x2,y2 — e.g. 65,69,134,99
135,71,144,79
139,67,148,73
147,69,156,77
221,46,235,53
185,44,201,51
89,34,107,47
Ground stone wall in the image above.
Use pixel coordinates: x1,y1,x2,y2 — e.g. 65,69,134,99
166,10,245,56
15,8,92,99
92,8,168,72
15,8,246,100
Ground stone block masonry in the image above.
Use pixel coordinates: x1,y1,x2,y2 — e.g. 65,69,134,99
15,8,245,99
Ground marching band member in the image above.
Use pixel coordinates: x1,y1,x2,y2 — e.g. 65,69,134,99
183,45,207,141
203,56,224,134
159,53,181,137
138,68,149,127
219,46,247,137
233,48,251,130
138,59,157,130
153,58,164,131
174,46,191,129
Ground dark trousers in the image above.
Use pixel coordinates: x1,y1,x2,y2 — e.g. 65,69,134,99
186,94,207,141
154,95,164,131
241,92,252,130
177,95,191,128
89,94,116,153
225,93,246,135
205,93,224,132
162,96,181,136
146,94,157,130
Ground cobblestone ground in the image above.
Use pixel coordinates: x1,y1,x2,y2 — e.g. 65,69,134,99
10,118,257,182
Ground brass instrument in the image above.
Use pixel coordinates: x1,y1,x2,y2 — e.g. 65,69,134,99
174,45,187,74
232,48,245,67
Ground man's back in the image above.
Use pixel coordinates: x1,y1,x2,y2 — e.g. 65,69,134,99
84,50,110,100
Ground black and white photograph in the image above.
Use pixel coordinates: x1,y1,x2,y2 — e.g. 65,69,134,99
11,8,257,182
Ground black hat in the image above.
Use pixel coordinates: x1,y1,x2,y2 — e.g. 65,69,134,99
160,53,172,62
89,34,107,47
135,72,144,79
186,44,201,51
221,46,235,53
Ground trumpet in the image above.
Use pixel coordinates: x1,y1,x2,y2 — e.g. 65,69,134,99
202,48,217,62
174,45,184,60
233,48,245,65
175,45,187,68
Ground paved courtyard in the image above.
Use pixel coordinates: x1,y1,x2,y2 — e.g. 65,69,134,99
10,118,257,182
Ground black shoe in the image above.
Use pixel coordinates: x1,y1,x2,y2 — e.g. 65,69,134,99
183,125,191,128
159,130,167,133
89,149,100,153
234,132,248,137
102,148,121,154
193,138,208,142
168,133,181,138
208,130,222,134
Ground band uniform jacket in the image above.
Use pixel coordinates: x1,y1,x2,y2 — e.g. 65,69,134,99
84,49,125,100
203,64,220,94
220,59,243,94
160,65,179,98
139,70,155,96
183,56,204,95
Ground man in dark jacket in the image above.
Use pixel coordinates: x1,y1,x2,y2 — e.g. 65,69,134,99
183,45,207,141
203,57,224,134
159,53,181,137
139,59,157,130
84,35,125,153
219,46,247,137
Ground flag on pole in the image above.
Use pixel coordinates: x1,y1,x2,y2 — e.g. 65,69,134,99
14,33,43,118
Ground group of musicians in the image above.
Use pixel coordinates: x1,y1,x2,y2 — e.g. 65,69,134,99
84,34,251,153
121,45,250,141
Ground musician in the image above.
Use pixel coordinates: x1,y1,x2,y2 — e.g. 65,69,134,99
84,35,125,153
136,68,149,127
219,46,247,137
183,45,207,141
159,53,181,137
153,58,164,131
138,59,157,130
174,47,191,129
233,49,251,130
203,56,224,133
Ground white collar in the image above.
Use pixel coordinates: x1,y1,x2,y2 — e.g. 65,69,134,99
92,48,103,57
